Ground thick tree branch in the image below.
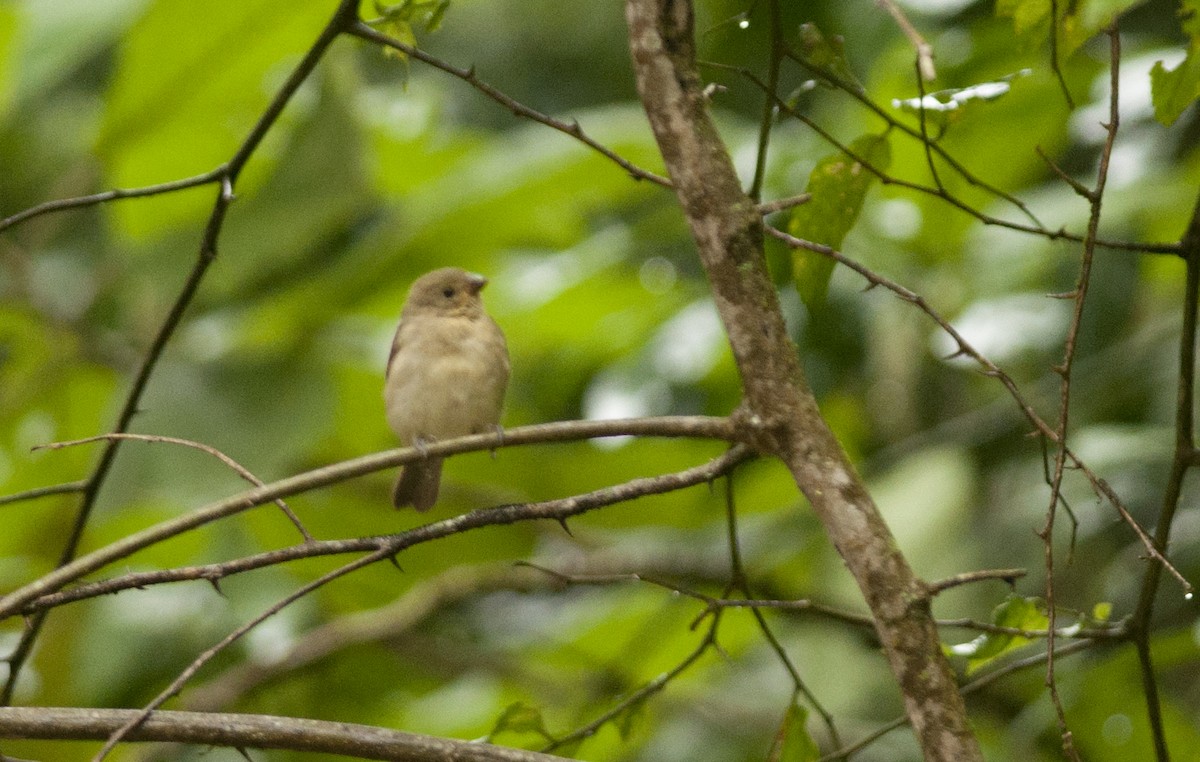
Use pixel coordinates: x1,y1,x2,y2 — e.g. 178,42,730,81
623,2,981,759
0,707,568,762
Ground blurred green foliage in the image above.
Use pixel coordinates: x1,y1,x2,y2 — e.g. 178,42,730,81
1,0,1199,760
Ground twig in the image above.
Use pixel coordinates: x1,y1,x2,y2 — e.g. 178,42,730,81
1039,26,1119,761
763,224,1192,596
719,472,843,753
927,568,1026,594
543,612,721,752
348,22,672,188
748,0,784,200
819,638,1100,761
92,548,388,760
0,169,225,233
0,481,88,508
879,0,936,81
1049,0,1076,108
757,193,811,215
747,57,1178,255
1130,124,1200,762
36,433,314,543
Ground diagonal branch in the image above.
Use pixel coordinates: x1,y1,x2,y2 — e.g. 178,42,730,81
348,22,671,188
623,2,982,759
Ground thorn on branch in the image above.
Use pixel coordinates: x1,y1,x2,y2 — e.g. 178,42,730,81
556,517,574,537
207,578,225,597
387,554,405,573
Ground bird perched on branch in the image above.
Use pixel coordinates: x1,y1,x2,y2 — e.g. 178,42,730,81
384,267,510,510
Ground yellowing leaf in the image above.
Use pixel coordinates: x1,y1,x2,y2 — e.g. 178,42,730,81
767,701,821,762
788,134,890,309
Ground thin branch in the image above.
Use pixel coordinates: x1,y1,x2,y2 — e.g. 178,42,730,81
93,549,389,760
348,22,672,188
718,471,843,752
927,568,1026,594
1040,27,1119,761
769,53,1046,231
183,553,731,712
0,0,363,706
757,193,811,215
819,638,1101,761
1049,0,1076,108
0,707,569,762
740,57,1179,255
37,433,313,543
1131,143,1200,762
522,564,1124,641
913,59,944,192
879,0,936,81
0,169,225,233
0,481,88,508
543,611,721,753
764,224,1192,597
748,0,784,200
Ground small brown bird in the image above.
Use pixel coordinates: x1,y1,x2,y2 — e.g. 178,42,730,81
384,267,510,510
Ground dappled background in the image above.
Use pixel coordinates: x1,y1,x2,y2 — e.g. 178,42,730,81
2,0,1199,760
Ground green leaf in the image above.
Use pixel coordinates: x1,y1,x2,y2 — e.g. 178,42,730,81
767,702,821,762
486,701,554,743
948,594,1049,675
1092,601,1113,622
378,16,416,63
997,0,1143,57
788,134,890,308
1150,49,1200,125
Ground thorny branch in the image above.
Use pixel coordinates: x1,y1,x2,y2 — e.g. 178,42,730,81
765,224,1192,597
86,447,748,759
0,417,739,619
347,22,671,188
1038,24,1120,762
0,0,363,706
36,433,314,543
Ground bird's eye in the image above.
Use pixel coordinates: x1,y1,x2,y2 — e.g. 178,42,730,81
442,287,456,298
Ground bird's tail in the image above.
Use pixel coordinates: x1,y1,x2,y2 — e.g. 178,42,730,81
392,458,443,511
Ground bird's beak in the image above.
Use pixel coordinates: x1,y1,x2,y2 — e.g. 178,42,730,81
466,273,488,295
